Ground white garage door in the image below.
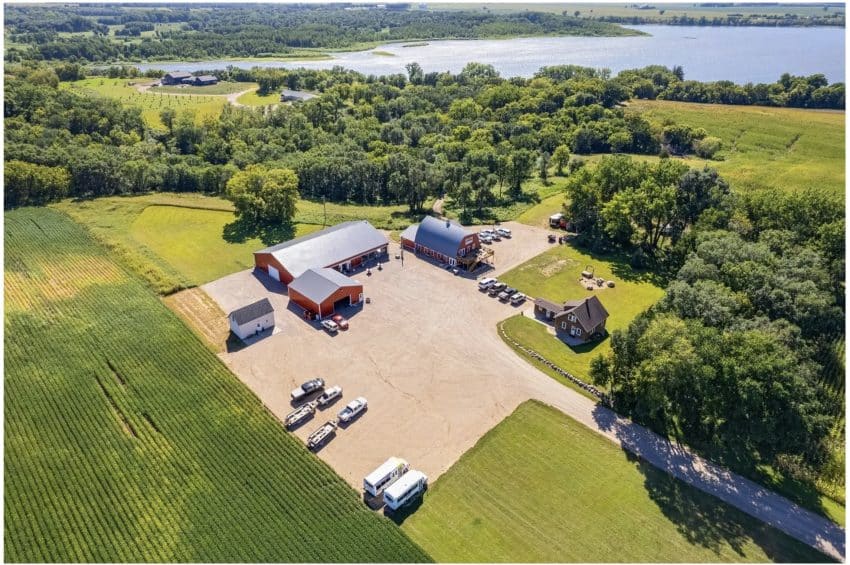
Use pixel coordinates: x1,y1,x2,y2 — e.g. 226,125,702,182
268,265,280,281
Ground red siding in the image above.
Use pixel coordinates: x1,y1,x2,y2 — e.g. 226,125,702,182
289,284,363,319
253,253,294,284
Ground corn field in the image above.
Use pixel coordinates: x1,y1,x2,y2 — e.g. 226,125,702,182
4,208,431,562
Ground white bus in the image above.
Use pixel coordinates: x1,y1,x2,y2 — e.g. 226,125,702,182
363,457,409,498
383,470,427,511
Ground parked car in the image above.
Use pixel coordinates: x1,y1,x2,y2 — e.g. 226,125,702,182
488,282,506,296
331,314,349,330
497,228,512,238
321,319,339,333
338,397,368,423
317,385,343,407
291,378,325,402
479,229,494,237
478,277,497,291
498,286,517,301
510,293,526,305
480,235,493,244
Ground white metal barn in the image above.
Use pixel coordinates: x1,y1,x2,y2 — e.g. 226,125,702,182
228,298,275,340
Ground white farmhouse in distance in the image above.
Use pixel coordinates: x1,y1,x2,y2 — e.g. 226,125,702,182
228,298,275,340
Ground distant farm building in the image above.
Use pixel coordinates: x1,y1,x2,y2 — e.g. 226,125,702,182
162,71,193,85
288,268,364,320
534,295,609,343
229,298,275,340
184,75,219,86
280,89,318,102
254,221,389,284
401,216,491,270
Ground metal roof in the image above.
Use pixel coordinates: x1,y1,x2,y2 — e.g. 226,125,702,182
255,221,388,279
555,296,609,331
164,71,192,78
229,298,274,325
194,75,218,82
411,216,471,258
287,268,361,305
280,89,317,100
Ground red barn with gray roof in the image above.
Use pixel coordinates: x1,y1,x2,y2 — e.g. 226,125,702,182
400,216,479,266
287,268,363,320
253,221,388,284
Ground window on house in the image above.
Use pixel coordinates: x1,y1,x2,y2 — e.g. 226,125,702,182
568,314,576,322
560,322,567,330
575,328,582,336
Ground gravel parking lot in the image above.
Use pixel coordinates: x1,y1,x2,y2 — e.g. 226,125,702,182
203,221,556,488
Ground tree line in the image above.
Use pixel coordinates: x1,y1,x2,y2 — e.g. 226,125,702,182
5,4,638,63
571,154,845,494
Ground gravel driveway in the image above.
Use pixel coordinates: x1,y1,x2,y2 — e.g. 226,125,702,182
202,220,844,561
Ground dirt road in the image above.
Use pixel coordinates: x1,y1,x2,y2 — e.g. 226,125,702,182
202,221,844,561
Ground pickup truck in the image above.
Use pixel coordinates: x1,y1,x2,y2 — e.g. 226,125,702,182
338,397,368,423
291,378,325,402
317,385,343,407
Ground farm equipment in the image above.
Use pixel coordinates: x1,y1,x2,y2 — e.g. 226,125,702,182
284,401,317,429
307,420,338,450
581,265,594,279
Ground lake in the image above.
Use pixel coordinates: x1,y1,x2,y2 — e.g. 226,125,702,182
137,25,845,84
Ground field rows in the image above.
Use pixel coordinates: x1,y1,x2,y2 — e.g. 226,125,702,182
4,208,431,562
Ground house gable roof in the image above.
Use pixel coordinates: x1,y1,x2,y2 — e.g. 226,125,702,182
288,268,361,304
165,71,192,79
255,221,388,280
229,298,274,325
554,295,609,332
413,216,472,258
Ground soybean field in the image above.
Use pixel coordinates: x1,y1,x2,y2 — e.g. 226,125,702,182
4,208,432,562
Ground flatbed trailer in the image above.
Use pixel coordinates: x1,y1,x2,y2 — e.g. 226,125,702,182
307,420,338,450
284,401,317,429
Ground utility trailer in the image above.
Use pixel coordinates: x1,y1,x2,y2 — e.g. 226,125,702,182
307,420,338,450
284,401,317,429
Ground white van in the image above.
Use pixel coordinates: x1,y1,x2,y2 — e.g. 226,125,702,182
363,457,409,498
383,470,427,511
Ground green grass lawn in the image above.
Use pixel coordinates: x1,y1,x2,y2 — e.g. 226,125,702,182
130,205,321,285
498,242,665,380
236,88,280,106
55,193,422,294
628,100,845,195
4,207,432,562
401,401,829,563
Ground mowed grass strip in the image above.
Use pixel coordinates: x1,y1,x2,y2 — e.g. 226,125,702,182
129,205,322,285
498,242,665,380
4,207,432,563
401,401,831,563
627,99,845,195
